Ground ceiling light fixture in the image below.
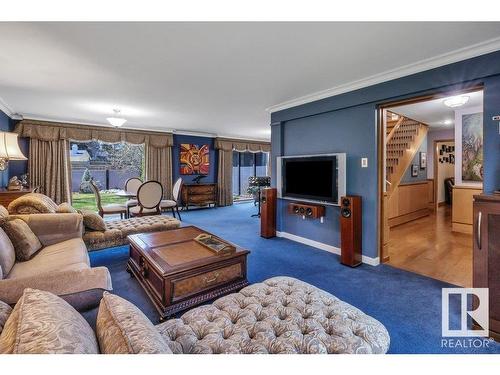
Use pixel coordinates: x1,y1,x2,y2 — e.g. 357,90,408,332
443,119,453,125
106,109,127,127
443,95,469,108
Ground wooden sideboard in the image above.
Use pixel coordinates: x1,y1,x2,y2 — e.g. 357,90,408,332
473,194,500,341
0,187,35,209
181,183,217,209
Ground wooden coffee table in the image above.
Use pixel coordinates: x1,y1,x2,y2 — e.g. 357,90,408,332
127,226,250,320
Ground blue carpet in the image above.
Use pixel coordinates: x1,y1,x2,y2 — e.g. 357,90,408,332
88,202,500,354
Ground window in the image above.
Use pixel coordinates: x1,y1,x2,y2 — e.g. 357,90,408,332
232,151,269,200
69,140,145,210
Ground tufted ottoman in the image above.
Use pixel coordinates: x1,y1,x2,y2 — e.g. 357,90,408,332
83,216,180,251
157,277,390,354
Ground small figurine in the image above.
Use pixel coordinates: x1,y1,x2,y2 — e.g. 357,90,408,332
7,176,23,191
19,173,29,187
192,175,207,184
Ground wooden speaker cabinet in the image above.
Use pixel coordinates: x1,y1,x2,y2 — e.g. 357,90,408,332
288,202,325,219
473,194,500,341
340,195,362,267
261,188,277,238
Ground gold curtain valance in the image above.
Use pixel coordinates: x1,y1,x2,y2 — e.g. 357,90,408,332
15,119,173,148
215,137,271,153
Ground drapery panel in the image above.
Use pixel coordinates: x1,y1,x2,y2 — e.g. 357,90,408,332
217,149,233,206
29,138,72,204
145,145,173,199
215,137,270,206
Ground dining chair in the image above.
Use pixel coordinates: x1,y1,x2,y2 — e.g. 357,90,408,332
160,177,183,220
124,177,142,218
129,180,163,217
89,179,127,219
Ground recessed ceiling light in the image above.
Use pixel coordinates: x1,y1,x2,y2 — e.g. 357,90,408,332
107,109,127,127
443,119,453,125
444,95,469,108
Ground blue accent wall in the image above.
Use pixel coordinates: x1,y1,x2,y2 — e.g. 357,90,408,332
271,50,500,260
172,134,218,184
0,110,10,186
0,111,28,187
400,134,428,183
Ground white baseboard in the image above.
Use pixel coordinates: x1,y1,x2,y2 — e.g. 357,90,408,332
276,231,380,266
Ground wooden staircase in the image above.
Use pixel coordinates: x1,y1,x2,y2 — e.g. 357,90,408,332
385,111,428,195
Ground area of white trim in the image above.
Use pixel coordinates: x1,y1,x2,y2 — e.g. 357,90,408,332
266,36,500,113
276,230,380,266
0,96,16,118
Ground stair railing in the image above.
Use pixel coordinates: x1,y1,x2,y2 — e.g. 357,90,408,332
386,116,404,144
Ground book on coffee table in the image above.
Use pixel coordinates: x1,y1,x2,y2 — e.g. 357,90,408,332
194,233,236,255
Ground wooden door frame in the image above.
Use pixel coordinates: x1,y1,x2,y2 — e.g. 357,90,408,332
376,85,483,263
433,138,455,210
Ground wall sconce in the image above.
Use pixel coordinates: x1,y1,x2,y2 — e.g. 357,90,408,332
0,132,27,171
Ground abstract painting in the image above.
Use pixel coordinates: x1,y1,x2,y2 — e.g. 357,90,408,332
461,112,483,182
180,144,210,175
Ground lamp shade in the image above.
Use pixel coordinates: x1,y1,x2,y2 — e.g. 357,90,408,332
0,132,27,160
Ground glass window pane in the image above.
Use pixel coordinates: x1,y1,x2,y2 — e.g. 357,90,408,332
232,151,240,196
239,152,254,195
241,152,254,167
256,152,269,176
70,141,143,211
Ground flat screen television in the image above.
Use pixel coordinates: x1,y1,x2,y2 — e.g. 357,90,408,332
277,153,346,206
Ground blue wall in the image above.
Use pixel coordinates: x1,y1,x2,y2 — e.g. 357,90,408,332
400,134,428,183
271,50,500,260
0,111,28,186
171,134,218,184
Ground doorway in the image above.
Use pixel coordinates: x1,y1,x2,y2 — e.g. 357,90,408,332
378,88,484,287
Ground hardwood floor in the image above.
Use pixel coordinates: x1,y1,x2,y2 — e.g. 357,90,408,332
387,205,472,287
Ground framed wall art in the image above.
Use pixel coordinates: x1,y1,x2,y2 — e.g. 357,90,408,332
180,144,210,175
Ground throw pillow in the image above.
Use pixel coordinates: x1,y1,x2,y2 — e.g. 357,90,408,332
96,292,172,354
79,209,107,232
56,202,78,214
0,300,12,334
7,193,58,214
0,205,9,218
0,288,99,354
1,219,42,262
0,228,16,277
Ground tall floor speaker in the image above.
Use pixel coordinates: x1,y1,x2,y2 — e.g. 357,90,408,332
261,188,277,238
340,195,362,267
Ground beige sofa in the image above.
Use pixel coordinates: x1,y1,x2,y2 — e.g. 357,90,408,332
7,193,181,251
0,277,390,354
0,212,112,310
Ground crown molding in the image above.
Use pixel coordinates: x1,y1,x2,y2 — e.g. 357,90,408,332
172,129,218,138
266,36,500,113
215,134,270,143
0,96,17,118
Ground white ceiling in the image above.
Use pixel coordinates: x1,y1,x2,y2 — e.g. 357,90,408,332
0,22,499,140
389,90,483,130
